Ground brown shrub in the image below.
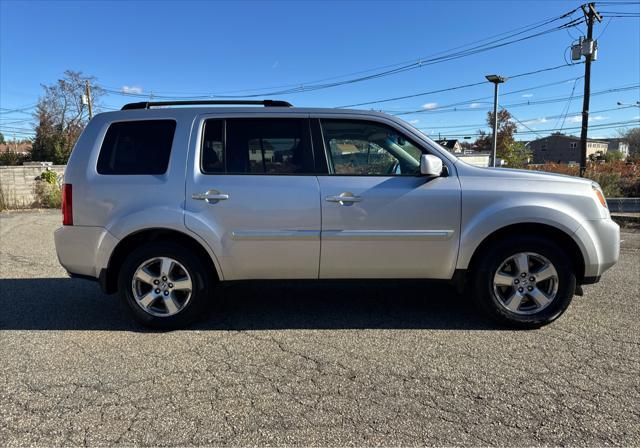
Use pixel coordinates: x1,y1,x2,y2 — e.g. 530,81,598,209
529,161,639,198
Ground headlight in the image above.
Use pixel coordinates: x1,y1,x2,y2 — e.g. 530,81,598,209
592,182,607,209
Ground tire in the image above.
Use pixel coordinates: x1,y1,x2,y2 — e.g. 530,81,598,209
118,241,213,329
471,235,576,329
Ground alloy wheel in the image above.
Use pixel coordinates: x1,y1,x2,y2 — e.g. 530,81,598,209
492,252,559,315
131,257,193,317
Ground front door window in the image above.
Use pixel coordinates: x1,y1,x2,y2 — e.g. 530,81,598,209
321,119,423,176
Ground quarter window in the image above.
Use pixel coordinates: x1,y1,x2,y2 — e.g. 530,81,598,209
201,120,224,173
97,120,176,175
320,120,423,176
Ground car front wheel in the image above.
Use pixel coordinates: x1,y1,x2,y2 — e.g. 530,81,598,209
471,235,576,328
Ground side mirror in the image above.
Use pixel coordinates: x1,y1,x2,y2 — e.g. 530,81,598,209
420,154,443,177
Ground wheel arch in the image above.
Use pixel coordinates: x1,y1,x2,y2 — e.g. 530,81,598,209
464,222,586,284
102,227,222,294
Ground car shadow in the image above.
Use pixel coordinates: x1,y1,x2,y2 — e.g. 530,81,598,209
0,277,501,331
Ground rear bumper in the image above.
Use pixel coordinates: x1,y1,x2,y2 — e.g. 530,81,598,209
54,225,119,278
574,218,620,280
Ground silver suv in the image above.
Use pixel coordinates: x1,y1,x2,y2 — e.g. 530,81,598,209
54,100,620,329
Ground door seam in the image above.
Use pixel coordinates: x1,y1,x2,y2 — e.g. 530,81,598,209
315,175,322,279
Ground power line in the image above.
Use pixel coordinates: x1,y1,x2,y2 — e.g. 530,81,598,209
101,15,584,101
427,119,640,138
100,7,583,99
422,105,639,133
418,105,638,130
338,63,583,108
558,77,582,130
390,83,640,115
385,77,586,114
0,105,37,115
0,118,36,125
595,17,614,39
509,111,546,138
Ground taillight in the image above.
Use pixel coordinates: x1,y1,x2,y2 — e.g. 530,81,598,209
62,183,73,225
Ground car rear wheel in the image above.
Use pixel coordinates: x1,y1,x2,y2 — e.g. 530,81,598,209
118,242,212,329
471,235,576,328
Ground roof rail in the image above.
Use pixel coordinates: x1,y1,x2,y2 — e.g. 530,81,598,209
121,99,293,110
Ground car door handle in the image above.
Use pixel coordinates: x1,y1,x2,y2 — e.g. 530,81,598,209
192,190,229,204
326,192,362,205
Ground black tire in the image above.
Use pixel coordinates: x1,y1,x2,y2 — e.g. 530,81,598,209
471,235,576,329
118,241,213,329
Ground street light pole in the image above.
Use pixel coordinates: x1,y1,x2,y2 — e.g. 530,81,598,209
485,75,507,167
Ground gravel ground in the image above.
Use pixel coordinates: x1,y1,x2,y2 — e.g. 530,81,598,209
1,210,639,446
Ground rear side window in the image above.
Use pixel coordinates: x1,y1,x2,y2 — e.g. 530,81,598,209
97,120,176,175
200,118,314,174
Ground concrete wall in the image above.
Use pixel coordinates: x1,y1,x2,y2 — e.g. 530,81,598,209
457,153,491,168
0,165,66,208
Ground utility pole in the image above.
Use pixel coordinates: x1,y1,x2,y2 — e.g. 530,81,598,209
578,2,602,177
485,74,507,167
85,80,93,120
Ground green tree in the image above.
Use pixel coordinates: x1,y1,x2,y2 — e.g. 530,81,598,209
603,151,623,162
475,109,531,167
31,70,103,164
0,132,5,145
0,150,29,166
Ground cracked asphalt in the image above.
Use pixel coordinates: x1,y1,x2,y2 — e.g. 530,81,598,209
1,209,639,446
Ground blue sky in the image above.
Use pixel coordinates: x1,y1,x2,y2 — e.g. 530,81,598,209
1,0,639,141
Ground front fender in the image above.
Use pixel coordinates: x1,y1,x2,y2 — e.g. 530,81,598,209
456,201,591,271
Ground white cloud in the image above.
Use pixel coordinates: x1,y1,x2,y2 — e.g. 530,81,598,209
409,119,420,124
469,103,482,109
569,115,608,123
422,102,438,110
568,115,582,123
122,85,143,94
522,117,548,126
522,93,534,98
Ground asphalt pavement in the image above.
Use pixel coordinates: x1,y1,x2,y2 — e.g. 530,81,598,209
1,210,639,446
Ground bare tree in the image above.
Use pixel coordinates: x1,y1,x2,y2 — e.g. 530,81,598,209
31,70,104,163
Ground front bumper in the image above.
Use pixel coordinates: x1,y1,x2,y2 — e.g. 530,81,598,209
54,226,119,278
574,218,620,280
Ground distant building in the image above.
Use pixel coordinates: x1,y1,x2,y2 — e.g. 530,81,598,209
529,134,608,164
598,138,629,159
436,139,462,154
0,142,31,155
